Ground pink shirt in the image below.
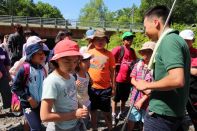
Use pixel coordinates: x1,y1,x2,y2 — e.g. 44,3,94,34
190,47,197,67
112,45,137,83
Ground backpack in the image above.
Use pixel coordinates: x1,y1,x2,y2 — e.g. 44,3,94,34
115,45,138,75
11,63,47,114
11,63,30,115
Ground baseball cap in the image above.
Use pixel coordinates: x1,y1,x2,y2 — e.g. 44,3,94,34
121,32,135,40
26,36,47,47
79,47,92,60
51,39,82,61
139,41,156,53
85,29,95,40
179,30,195,40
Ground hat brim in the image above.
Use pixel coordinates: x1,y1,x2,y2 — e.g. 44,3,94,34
92,36,109,43
138,48,153,54
51,51,82,61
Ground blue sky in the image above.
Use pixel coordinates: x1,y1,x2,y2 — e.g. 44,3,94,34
34,0,141,19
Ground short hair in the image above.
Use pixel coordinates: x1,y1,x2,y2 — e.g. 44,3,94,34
144,5,172,25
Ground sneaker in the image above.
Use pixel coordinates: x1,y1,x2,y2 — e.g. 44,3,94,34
112,114,116,126
116,111,127,120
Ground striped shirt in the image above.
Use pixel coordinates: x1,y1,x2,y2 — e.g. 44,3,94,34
130,60,153,109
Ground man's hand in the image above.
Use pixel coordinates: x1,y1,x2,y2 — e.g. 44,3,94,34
135,80,148,91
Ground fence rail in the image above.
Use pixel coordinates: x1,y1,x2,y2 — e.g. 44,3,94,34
0,15,144,31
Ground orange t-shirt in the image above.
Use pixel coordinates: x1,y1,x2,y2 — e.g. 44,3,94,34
88,48,115,89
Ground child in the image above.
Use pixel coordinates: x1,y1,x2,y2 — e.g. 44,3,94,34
12,42,49,131
88,30,115,131
74,49,92,126
128,41,155,130
40,39,88,131
111,32,137,125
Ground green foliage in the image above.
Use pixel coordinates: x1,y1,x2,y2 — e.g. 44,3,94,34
35,1,63,18
139,0,197,24
79,0,110,27
107,32,122,50
0,0,63,18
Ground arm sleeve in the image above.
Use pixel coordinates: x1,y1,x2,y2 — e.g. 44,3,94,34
109,52,116,68
161,36,184,71
130,63,137,79
111,46,121,63
42,78,58,100
12,66,30,101
3,50,10,66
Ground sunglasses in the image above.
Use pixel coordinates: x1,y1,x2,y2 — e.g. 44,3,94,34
123,36,134,41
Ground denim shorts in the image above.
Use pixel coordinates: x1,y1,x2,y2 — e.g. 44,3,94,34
128,107,146,122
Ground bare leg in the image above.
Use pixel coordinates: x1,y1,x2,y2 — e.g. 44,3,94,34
90,110,98,130
111,100,117,115
120,100,126,113
128,120,135,131
103,112,112,130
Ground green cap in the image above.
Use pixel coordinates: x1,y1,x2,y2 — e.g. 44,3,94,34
121,32,135,40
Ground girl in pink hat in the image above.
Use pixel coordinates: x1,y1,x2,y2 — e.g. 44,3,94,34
40,39,88,131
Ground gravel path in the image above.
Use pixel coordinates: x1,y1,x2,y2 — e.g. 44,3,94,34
0,97,195,131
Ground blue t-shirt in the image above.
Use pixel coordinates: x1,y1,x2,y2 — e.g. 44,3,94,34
42,72,78,130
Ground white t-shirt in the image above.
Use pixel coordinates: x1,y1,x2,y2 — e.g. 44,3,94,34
76,73,91,107
42,72,78,130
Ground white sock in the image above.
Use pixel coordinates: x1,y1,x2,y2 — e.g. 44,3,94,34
112,112,116,116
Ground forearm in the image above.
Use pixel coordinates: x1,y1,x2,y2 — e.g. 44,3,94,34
191,68,197,76
110,68,116,89
41,111,77,122
138,94,149,103
146,75,184,91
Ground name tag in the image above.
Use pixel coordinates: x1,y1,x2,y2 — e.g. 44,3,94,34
0,55,5,59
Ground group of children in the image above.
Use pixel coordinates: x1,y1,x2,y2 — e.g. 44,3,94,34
10,29,156,131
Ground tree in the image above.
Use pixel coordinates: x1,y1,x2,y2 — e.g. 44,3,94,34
35,1,63,18
139,0,197,24
0,0,63,18
79,0,111,27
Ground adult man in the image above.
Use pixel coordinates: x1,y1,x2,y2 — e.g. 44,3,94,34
180,29,197,130
135,5,190,131
111,32,137,125
8,23,25,65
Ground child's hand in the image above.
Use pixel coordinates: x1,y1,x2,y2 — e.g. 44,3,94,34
28,97,38,108
135,80,148,91
143,89,151,95
76,80,83,88
0,71,3,79
75,108,88,119
134,100,143,110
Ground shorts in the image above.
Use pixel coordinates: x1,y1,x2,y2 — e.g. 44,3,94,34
128,107,146,123
89,87,112,112
113,82,131,102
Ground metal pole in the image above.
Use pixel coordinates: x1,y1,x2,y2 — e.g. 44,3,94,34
131,8,134,24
